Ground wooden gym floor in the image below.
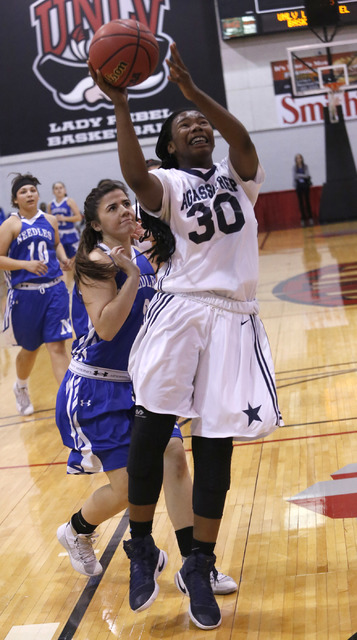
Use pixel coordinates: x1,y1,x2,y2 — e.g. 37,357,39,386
1,220,357,640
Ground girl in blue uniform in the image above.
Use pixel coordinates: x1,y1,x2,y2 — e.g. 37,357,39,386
48,181,82,289
56,179,153,576
56,180,236,596
48,181,82,259
0,173,72,415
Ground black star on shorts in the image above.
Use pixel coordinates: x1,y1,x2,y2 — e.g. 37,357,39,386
243,403,262,426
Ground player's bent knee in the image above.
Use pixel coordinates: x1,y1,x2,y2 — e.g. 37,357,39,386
127,406,176,477
164,438,188,480
46,340,67,355
127,407,176,504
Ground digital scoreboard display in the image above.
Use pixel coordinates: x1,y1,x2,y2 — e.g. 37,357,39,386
217,0,357,38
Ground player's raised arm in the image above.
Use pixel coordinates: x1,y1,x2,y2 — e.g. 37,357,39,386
87,62,163,212
167,43,258,181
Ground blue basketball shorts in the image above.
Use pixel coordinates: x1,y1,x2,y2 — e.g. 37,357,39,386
62,239,79,259
60,230,79,259
56,371,134,474
56,370,183,475
10,280,72,351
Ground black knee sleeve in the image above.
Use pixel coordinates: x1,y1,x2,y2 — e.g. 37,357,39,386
192,435,233,519
127,406,176,505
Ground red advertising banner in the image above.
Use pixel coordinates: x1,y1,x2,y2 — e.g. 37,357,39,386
271,54,357,127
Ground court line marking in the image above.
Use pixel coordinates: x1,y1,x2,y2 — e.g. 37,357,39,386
230,442,264,626
1,423,357,470
277,360,357,375
56,511,129,640
233,427,357,447
277,368,357,388
4,623,60,640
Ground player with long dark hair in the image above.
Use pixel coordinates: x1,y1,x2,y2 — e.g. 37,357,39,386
56,179,237,597
89,44,282,630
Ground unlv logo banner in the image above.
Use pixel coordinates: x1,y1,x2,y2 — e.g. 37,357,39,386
0,0,226,155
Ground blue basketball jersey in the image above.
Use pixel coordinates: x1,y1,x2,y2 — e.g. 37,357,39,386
71,244,156,371
6,211,63,287
50,197,73,232
50,197,79,245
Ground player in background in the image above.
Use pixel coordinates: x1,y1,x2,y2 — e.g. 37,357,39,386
56,179,236,597
89,43,282,630
48,181,82,289
0,173,72,416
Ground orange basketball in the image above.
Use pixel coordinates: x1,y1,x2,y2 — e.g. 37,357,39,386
89,19,159,88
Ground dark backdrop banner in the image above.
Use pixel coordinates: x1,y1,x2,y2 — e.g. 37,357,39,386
0,0,226,156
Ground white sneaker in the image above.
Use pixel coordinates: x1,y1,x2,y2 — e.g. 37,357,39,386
210,567,238,595
13,382,34,416
57,522,103,577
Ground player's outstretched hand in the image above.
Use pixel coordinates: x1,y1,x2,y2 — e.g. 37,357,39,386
166,43,196,100
87,61,128,106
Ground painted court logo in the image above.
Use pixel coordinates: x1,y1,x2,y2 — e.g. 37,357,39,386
30,0,172,111
273,262,357,307
288,464,357,519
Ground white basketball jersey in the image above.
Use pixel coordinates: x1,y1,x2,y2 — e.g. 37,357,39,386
139,158,264,302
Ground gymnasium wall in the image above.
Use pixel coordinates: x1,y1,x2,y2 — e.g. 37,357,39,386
0,8,356,213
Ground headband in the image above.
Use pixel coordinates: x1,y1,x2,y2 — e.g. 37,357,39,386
12,177,39,199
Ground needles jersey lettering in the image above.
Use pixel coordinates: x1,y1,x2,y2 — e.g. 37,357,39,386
16,227,53,244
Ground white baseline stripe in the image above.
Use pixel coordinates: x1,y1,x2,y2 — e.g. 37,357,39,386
5,623,59,640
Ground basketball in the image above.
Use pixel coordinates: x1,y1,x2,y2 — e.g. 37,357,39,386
88,19,159,88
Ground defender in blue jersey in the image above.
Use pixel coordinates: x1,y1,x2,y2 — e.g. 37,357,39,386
57,242,156,475
55,180,236,596
55,180,165,579
0,173,72,416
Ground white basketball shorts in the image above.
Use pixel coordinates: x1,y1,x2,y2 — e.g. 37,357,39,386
129,291,283,441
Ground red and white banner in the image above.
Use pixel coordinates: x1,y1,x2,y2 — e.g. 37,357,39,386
271,58,357,127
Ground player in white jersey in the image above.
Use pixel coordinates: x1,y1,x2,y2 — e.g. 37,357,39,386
90,43,282,629
55,179,236,594
0,173,72,416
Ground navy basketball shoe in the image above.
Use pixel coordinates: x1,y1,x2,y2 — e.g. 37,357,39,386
175,550,222,629
123,534,168,612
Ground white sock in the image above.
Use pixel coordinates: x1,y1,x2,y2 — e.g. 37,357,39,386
16,377,29,388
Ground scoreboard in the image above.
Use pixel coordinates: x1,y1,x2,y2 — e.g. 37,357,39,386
217,0,357,38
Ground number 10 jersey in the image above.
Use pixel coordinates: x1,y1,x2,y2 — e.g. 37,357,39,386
6,211,63,288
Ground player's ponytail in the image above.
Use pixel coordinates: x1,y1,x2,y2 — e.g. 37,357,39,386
138,207,175,267
137,110,188,265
